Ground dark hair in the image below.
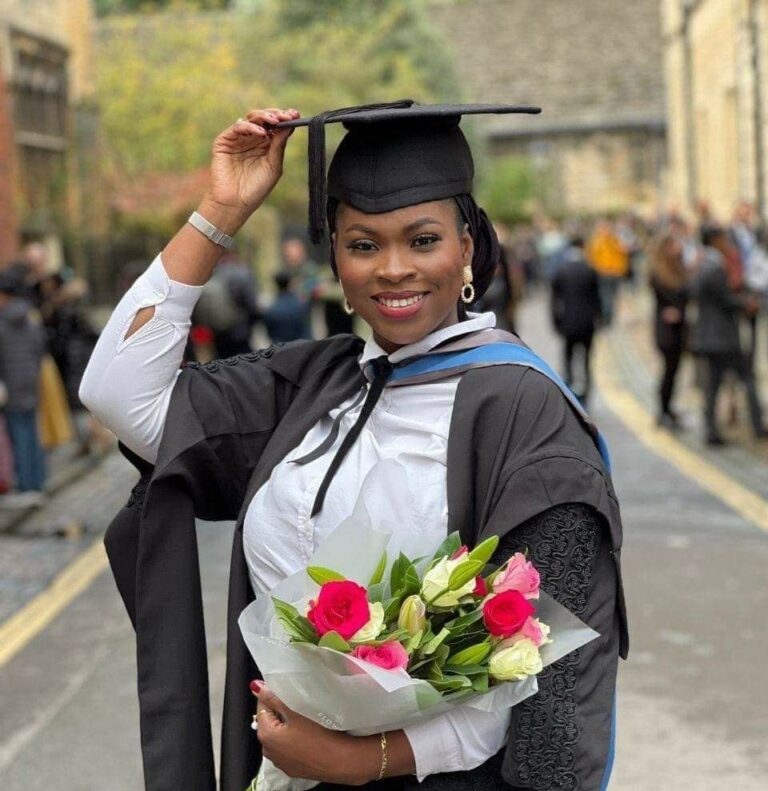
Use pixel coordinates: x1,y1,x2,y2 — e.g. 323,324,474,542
700,224,725,248
326,194,499,312
274,271,293,291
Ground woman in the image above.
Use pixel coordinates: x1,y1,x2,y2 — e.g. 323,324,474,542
80,103,627,790
649,232,689,429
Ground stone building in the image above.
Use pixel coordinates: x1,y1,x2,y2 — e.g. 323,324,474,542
663,0,768,221
431,0,666,215
0,0,97,266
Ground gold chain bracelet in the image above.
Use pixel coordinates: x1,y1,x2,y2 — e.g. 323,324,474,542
376,731,388,781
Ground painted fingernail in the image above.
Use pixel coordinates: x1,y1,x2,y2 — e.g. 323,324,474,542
250,680,263,695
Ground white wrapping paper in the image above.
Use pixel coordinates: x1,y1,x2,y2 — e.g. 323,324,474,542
238,461,599,790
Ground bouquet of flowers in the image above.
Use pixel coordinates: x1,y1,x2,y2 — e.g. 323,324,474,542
239,463,599,791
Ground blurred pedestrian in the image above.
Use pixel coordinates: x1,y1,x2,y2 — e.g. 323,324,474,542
263,271,312,343
212,252,261,357
536,217,568,281
690,225,766,445
474,241,516,332
511,223,541,288
281,235,320,336
586,219,629,326
314,270,354,336
649,232,689,429
0,389,15,495
37,272,102,455
0,269,48,504
550,235,602,406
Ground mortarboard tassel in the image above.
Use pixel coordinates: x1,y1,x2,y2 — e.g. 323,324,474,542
307,99,415,245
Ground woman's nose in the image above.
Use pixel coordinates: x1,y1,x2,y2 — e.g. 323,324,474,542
375,249,416,283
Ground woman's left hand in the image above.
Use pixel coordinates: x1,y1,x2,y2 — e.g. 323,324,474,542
252,683,378,786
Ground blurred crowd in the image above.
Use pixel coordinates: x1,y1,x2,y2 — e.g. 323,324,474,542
4,202,765,511
185,235,355,363
0,243,111,509
505,202,768,446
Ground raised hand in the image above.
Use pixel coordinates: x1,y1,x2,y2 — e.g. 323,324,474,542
205,107,300,222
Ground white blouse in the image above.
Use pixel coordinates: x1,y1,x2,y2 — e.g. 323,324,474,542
79,254,512,781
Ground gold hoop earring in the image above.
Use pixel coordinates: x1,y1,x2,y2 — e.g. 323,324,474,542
461,265,475,304
343,298,355,315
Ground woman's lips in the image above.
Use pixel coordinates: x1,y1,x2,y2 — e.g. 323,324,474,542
371,292,428,320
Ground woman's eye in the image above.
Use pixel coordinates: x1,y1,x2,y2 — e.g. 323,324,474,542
347,240,378,252
412,234,440,248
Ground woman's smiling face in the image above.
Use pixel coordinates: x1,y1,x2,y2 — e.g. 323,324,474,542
333,200,474,353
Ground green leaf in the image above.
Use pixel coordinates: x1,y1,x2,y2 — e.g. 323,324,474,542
446,609,485,633
405,629,424,652
429,674,472,693
444,663,488,676
448,559,485,591
390,553,412,595
318,631,352,652
368,550,388,587
383,595,404,622
402,564,421,596
433,643,451,667
271,598,319,642
448,642,491,666
471,672,490,692
428,662,443,681
272,596,302,621
431,532,462,562
306,566,346,586
422,627,450,655
367,582,386,603
468,535,500,565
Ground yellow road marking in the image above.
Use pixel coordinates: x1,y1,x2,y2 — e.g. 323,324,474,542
594,337,768,533
0,538,108,667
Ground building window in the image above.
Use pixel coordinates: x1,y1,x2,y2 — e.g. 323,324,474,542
8,29,69,216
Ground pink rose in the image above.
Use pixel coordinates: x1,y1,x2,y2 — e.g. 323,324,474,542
492,553,540,599
450,545,470,560
307,580,371,640
352,641,410,671
473,576,488,597
518,616,549,647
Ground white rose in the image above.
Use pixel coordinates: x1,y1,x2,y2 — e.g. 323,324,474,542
350,601,385,642
488,638,543,681
421,557,477,607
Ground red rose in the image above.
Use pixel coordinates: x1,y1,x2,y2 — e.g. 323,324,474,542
307,580,371,640
482,590,535,638
473,576,488,597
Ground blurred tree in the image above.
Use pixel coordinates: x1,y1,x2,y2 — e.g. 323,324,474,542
95,0,457,225
477,155,543,225
238,0,458,220
95,0,229,16
96,15,249,176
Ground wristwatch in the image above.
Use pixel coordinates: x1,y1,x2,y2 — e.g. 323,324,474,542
187,210,235,249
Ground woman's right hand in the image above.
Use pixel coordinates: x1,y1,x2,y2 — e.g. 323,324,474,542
204,107,300,223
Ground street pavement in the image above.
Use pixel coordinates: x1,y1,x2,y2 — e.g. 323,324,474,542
1,290,767,790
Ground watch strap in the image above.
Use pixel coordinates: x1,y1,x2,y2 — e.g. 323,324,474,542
187,210,235,249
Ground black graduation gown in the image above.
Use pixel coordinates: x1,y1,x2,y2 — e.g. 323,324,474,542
105,334,628,791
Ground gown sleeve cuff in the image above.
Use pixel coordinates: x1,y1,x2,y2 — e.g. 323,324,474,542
129,253,205,326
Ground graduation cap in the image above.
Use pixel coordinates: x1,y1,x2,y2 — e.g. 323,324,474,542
276,100,541,244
